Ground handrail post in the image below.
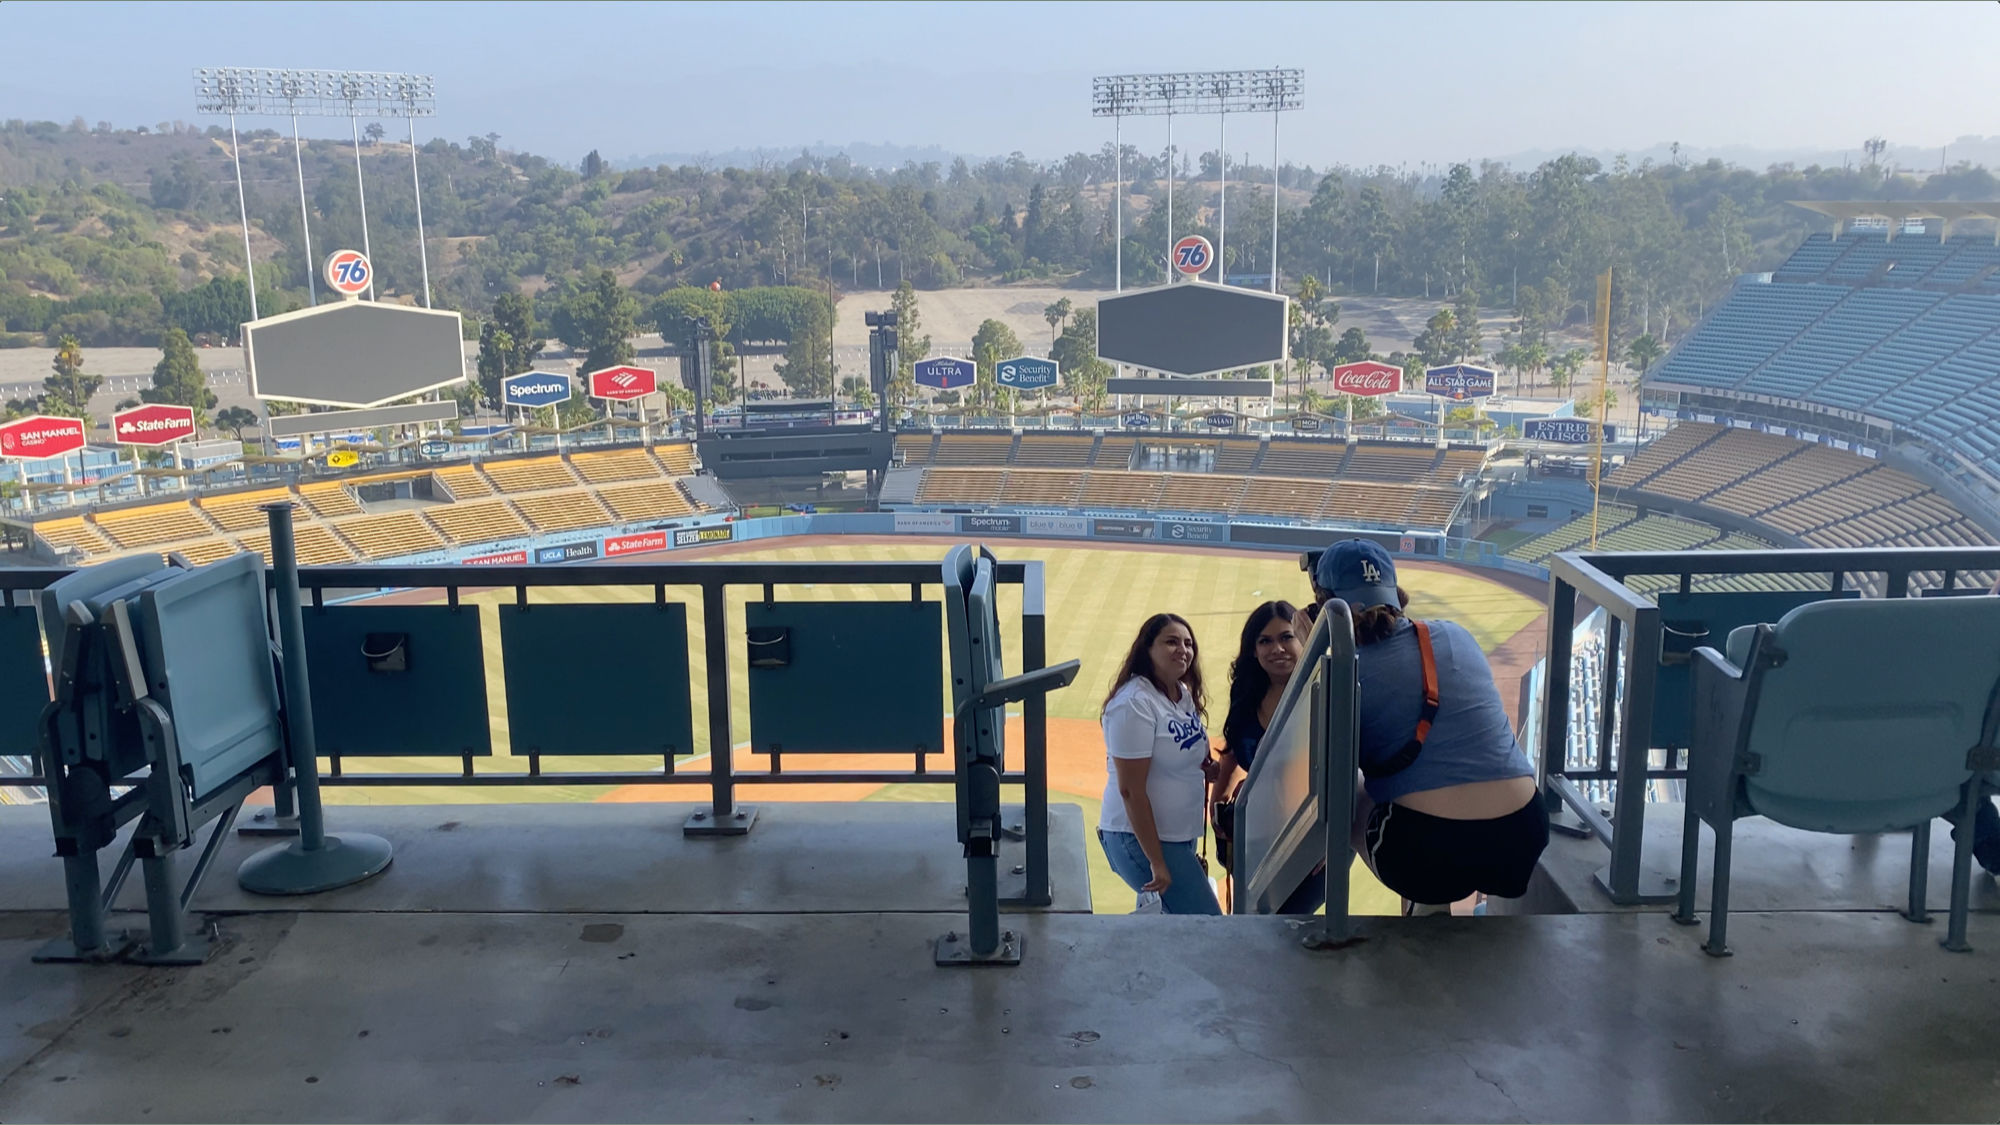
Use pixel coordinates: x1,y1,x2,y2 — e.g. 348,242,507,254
1020,562,1051,906
237,502,394,895
1595,601,1672,904
687,576,756,836
1303,604,1360,949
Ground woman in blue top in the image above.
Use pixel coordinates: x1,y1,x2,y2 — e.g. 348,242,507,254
1212,600,1306,811
1312,539,1549,915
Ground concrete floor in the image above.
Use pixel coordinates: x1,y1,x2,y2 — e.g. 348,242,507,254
3,802,2000,1123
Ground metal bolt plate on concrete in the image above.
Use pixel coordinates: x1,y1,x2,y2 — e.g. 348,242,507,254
934,929,1022,967
684,805,760,837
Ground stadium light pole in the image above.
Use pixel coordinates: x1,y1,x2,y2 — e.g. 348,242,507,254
1092,69,1302,289
339,77,375,300
192,70,260,325
195,69,436,306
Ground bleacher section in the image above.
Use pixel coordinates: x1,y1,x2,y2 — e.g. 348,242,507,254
1257,441,1346,478
30,517,112,557
23,444,717,568
423,500,532,546
511,491,614,534
932,434,1015,466
1650,231,2000,477
333,512,446,560
297,480,363,518
894,433,937,466
1161,473,1247,513
482,457,580,494
93,503,216,549
917,468,1005,505
433,464,494,501
596,481,696,522
1010,435,1095,467
237,524,358,567
653,443,697,476
1613,424,1997,556
996,470,1084,506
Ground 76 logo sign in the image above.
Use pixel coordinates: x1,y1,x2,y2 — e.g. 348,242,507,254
1171,235,1213,276
323,249,372,296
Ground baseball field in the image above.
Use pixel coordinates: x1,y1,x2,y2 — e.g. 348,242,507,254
327,537,1550,916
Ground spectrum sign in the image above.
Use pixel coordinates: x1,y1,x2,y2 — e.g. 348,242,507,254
502,371,573,409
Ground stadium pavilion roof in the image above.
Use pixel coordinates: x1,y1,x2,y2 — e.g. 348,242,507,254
1790,200,2000,240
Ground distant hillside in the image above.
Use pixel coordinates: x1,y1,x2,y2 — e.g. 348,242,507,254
612,141,974,172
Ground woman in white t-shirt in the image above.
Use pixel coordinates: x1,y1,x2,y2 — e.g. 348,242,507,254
1098,612,1221,915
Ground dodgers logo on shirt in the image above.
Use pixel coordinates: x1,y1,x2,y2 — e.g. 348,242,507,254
1166,714,1207,753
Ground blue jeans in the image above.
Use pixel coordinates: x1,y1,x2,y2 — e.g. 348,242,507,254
1099,829,1222,915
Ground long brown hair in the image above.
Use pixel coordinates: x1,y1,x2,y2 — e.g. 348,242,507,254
1224,601,1300,751
1353,587,1413,645
1104,612,1206,719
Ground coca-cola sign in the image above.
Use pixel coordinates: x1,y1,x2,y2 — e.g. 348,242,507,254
1330,361,1403,397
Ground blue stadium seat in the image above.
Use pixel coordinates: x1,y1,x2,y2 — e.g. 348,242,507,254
1673,597,2000,955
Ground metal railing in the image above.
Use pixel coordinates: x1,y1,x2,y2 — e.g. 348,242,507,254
1538,545,2000,904
0,552,1060,903
1232,600,1359,946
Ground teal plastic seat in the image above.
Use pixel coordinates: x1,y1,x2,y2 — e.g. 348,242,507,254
1675,597,2000,955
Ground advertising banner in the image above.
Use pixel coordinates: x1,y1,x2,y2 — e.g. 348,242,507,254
1160,521,1225,543
1093,518,1155,540
1522,418,1616,445
462,549,529,566
996,356,1059,390
913,357,975,390
1330,361,1403,396
111,403,197,446
1024,515,1088,537
603,531,669,557
0,415,86,460
535,541,600,564
957,514,1022,535
893,512,957,534
587,365,658,401
1205,411,1235,429
502,371,573,409
1121,412,1152,428
1423,364,1497,400
673,525,736,547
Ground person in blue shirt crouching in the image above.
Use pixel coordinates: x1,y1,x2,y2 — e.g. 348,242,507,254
1312,539,1551,916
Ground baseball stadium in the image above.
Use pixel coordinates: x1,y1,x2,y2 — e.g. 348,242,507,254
7,191,2000,1117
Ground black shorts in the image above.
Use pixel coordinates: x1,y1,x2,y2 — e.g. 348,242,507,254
1364,794,1550,906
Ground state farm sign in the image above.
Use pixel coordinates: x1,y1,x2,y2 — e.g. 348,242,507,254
111,403,197,446
1330,361,1403,397
0,415,86,460
587,365,658,402
603,531,668,557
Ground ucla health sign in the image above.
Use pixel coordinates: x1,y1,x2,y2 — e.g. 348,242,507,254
502,371,573,409
1523,418,1616,445
995,356,1058,390
1423,364,1497,400
913,357,975,390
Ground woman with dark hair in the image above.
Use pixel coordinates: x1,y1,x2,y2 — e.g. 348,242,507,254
1209,601,1306,910
1097,612,1220,915
1212,600,1305,816
1312,538,1549,916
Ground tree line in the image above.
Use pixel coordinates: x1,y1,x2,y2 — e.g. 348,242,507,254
6,119,1996,357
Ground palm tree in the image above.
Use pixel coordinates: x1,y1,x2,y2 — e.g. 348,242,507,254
1042,298,1072,348
1626,333,1664,376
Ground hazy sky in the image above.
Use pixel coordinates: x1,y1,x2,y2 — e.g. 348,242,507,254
3,1,1995,168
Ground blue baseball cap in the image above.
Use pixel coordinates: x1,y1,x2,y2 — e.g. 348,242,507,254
1314,539,1399,609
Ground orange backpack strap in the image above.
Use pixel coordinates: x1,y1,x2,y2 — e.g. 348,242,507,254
1361,620,1440,780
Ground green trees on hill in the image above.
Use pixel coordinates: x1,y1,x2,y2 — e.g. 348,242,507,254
143,328,216,423
40,336,97,419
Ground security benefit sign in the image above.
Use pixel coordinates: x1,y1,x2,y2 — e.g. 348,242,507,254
1523,418,1616,445
913,357,975,390
673,525,736,548
1423,364,1497,401
502,371,573,409
995,356,1058,390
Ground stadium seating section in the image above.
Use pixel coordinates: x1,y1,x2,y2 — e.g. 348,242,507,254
1651,231,2000,476
896,431,1483,529
29,443,712,566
